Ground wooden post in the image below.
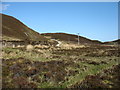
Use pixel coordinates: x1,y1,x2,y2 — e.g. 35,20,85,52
78,33,80,45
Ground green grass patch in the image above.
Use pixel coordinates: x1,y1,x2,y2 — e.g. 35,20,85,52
60,58,119,88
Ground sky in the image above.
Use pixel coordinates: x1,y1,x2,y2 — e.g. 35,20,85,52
1,2,118,42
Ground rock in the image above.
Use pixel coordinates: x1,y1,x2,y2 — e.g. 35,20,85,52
26,44,34,51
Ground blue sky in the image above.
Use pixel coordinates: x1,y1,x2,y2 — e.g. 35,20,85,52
1,2,118,42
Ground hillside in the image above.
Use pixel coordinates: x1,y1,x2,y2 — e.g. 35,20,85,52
41,33,102,44
2,13,47,41
103,39,120,45
113,39,120,44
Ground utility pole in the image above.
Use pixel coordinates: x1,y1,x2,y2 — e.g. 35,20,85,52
77,33,80,45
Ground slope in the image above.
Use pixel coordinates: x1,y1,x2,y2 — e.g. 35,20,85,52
41,33,102,44
1,13,47,42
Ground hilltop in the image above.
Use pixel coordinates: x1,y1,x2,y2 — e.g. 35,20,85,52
1,13,47,42
103,39,120,45
2,13,118,46
41,33,102,44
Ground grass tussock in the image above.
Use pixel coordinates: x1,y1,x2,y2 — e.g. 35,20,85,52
2,44,119,88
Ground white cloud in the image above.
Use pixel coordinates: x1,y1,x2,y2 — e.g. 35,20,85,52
0,3,10,11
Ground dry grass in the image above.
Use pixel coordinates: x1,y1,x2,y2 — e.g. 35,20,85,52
60,42,86,49
2,44,119,88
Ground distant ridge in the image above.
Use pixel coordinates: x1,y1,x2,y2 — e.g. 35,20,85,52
2,13,117,45
103,39,120,45
41,33,102,44
1,13,47,41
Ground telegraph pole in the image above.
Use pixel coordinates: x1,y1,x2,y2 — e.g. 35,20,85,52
77,33,80,45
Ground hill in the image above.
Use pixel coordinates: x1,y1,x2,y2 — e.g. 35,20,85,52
41,33,102,44
103,39,120,45
1,13,47,42
113,39,120,44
